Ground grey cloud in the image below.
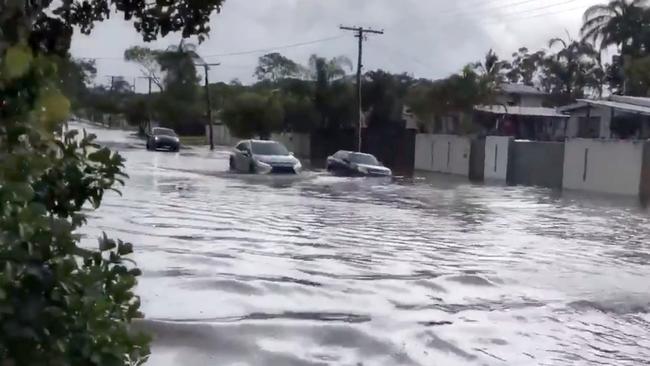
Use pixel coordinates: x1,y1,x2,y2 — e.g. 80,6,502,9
70,0,599,90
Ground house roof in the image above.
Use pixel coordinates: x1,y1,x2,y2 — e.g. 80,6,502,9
499,83,546,96
561,98,650,116
475,105,569,118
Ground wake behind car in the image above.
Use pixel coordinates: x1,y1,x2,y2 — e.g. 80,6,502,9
327,151,392,177
146,127,180,152
230,140,302,174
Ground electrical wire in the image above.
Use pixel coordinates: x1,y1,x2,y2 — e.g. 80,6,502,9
77,34,344,61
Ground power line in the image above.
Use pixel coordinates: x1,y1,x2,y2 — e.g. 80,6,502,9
201,35,345,58
76,35,344,61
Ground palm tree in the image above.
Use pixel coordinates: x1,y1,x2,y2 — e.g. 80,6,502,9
581,0,649,56
306,55,353,81
474,49,510,85
543,35,603,100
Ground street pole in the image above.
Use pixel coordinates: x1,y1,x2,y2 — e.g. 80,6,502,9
196,62,220,151
138,76,154,134
340,25,384,152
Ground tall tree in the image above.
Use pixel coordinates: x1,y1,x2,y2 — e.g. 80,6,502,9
154,40,202,132
506,47,545,85
254,52,302,82
307,55,353,81
222,92,284,138
473,49,510,85
124,46,164,90
0,0,224,365
541,35,602,102
581,0,649,56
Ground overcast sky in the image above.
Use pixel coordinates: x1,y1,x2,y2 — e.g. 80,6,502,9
70,0,606,93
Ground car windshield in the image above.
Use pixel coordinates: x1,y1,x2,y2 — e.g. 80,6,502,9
251,141,289,156
153,128,176,136
349,153,379,165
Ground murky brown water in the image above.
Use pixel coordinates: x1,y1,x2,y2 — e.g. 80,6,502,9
77,124,650,366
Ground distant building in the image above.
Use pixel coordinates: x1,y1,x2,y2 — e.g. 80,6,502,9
474,83,569,140
559,95,650,140
496,83,546,108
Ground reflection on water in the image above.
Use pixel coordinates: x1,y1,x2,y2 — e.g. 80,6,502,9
79,124,650,366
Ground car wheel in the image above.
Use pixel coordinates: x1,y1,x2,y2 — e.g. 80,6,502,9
172,146,179,152
249,162,256,174
229,157,236,171
146,142,150,150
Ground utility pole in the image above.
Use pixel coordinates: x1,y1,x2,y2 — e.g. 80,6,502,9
106,75,121,92
138,76,155,134
195,62,220,150
340,25,384,152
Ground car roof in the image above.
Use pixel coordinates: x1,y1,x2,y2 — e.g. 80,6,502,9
239,139,280,144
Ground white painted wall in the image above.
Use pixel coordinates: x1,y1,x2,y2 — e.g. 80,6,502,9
270,132,311,158
566,105,611,138
208,124,240,147
414,134,471,176
484,136,512,181
563,139,644,195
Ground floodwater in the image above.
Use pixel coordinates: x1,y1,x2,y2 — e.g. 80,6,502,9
77,124,650,366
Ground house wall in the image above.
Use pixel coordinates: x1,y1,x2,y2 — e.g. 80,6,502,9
208,124,240,147
484,136,512,181
508,141,565,188
414,134,471,176
270,132,311,158
563,139,645,195
566,105,612,138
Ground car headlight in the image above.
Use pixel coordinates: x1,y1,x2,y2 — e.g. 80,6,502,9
154,136,160,141
256,161,272,173
293,161,302,171
357,165,369,174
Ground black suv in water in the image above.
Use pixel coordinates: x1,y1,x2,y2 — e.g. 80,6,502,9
146,127,180,152
326,151,392,177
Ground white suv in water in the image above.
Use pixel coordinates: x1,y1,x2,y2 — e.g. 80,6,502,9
229,140,302,174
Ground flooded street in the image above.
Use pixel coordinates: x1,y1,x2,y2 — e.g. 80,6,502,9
79,124,650,366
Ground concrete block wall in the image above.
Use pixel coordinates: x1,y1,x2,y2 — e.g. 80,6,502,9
484,136,512,181
270,132,311,158
414,134,471,176
508,141,565,189
563,139,645,195
207,124,240,147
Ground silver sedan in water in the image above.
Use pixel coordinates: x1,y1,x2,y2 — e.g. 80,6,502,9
229,140,302,174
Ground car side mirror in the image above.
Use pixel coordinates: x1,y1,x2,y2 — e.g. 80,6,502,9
343,158,350,164
289,151,294,156
242,150,251,157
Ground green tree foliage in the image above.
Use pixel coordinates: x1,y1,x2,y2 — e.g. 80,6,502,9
124,46,164,91
581,0,649,55
625,55,650,94
154,41,203,133
362,71,415,127
222,92,284,139
506,47,545,85
254,52,302,82
541,36,603,103
0,0,224,364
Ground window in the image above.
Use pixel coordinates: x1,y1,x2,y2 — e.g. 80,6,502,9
335,151,350,160
251,141,289,156
236,142,249,152
152,128,176,136
349,153,379,165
